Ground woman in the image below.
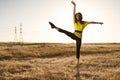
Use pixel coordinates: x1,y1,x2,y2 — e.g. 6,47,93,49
49,1,103,65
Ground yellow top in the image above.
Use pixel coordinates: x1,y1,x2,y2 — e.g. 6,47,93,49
73,18,90,38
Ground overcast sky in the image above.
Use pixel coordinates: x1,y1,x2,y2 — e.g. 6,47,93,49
0,0,120,43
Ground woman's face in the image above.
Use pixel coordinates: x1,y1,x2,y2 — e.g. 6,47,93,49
75,13,82,21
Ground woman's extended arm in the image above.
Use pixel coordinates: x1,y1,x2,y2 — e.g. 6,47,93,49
71,1,76,18
89,22,104,25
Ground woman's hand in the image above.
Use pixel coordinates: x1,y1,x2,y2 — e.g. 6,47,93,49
71,1,76,6
98,22,104,25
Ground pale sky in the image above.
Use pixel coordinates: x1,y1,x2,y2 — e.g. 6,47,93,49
0,0,120,43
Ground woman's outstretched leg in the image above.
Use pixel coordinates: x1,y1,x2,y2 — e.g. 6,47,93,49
49,22,79,40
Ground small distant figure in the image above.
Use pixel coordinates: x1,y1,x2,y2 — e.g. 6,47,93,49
49,0,103,65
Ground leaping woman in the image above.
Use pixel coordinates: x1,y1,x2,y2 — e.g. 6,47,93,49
49,1,103,65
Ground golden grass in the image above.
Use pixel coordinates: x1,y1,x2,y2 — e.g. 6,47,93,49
0,43,120,80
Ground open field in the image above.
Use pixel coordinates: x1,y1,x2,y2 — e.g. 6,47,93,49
0,43,120,80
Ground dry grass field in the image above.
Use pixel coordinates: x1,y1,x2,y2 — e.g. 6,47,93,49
0,43,120,80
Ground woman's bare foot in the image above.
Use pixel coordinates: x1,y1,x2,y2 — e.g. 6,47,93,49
49,22,56,29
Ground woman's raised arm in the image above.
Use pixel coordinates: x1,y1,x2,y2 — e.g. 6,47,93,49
71,1,76,18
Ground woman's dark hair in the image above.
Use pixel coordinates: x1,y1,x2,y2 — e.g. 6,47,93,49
75,12,84,24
